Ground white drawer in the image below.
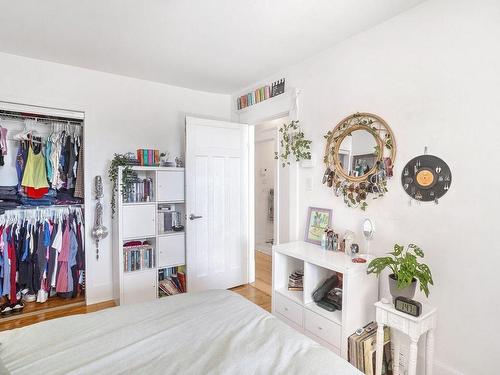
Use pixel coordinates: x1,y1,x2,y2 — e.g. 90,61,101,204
158,233,185,267
122,204,156,238
275,292,303,326
304,309,341,348
388,313,408,333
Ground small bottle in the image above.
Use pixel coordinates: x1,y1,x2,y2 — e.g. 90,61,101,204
321,231,327,250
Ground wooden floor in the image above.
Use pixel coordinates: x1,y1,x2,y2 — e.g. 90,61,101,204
231,284,271,312
0,296,115,331
251,250,272,295
0,251,273,331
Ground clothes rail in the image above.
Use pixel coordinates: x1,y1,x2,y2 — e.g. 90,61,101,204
0,110,83,127
0,205,84,224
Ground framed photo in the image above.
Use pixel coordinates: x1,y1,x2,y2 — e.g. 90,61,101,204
304,207,332,245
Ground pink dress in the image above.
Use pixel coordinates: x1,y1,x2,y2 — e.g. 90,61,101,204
56,222,70,293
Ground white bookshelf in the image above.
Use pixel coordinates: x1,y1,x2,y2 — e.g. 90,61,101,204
113,166,186,305
272,241,378,359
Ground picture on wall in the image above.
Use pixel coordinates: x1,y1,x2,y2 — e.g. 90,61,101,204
304,207,332,245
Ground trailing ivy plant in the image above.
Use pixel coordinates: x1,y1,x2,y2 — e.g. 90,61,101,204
108,153,136,217
367,244,434,297
274,120,312,167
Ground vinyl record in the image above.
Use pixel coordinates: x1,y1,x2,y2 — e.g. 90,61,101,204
401,155,451,202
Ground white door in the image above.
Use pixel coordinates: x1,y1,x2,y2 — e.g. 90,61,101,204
186,116,249,291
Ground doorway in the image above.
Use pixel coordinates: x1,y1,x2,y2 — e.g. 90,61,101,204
251,116,289,296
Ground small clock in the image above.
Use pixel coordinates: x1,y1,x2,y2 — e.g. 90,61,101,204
394,296,422,317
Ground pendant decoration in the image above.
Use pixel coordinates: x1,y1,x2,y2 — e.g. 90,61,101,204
91,175,108,259
401,154,452,204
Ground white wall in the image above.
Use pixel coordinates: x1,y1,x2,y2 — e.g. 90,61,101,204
0,52,230,304
232,0,500,374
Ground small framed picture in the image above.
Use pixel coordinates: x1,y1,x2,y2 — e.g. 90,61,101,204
304,207,332,245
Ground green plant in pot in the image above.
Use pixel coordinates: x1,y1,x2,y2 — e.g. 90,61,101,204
367,244,433,301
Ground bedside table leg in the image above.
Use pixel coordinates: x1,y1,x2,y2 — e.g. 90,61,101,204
426,329,435,375
392,332,400,375
408,337,419,375
375,324,385,375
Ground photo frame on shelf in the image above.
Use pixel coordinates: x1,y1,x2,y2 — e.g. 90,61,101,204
304,207,332,245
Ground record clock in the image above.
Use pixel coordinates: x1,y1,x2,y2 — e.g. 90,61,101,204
401,154,451,203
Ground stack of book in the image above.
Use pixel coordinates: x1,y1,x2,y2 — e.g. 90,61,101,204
288,270,304,291
157,206,173,233
236,78,286,110
123,244,154,272
158,266,186,297
136,149,160,166
348,322,393,375
126,177,154,202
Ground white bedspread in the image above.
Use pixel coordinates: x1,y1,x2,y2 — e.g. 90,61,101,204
0,290,361,375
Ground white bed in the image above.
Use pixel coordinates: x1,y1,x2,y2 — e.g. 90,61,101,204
0,290,361,374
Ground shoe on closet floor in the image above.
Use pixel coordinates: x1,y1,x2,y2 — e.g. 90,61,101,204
22,293,36,302
11,300,25,313
0,303,13,315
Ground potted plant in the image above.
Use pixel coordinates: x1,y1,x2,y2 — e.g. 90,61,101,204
274,120,312,167
367,244,433,301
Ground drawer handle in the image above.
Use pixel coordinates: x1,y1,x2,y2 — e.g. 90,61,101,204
284,307,289,311
317,326,323,330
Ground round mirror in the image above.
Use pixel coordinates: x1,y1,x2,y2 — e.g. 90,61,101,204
338,129,379,178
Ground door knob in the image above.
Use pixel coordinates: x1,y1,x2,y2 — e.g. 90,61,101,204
189,214,203,220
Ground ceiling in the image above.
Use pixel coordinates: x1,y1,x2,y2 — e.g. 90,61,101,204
0,0,425,93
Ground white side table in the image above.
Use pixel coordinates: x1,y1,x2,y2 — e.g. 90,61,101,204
374,300,437,375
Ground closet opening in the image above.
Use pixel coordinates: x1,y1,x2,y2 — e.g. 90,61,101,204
252,116,289,296
0,102,86,326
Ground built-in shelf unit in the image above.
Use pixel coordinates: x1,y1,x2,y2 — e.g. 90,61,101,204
114,166,186,305
272,241,378,359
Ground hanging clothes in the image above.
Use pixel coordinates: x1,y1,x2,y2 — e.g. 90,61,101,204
0,207,84,309
74,138,84,199
22,145,49,189
0,126,7,166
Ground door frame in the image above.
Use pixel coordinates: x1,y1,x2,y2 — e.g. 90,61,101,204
248,111,290,284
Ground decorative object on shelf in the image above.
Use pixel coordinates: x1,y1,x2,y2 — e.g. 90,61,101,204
91,175,108,260
275,120,312,167
175,156,184,168
236,78,285,110
367,243,433,301
304,207,332,245
322,112,396,210
341,230,355,255
159,152,170,167
322,228,338,251
108,153,135,217
394,296,422,317
402,149,452,204
271,78,286,97
136,149,160,166
171,211,184,232
350,243,366,263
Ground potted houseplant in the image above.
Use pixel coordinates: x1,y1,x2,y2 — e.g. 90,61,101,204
367,243,433,301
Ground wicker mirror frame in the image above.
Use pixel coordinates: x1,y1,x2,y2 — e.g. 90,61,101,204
323,112,397,209
325,113,396,181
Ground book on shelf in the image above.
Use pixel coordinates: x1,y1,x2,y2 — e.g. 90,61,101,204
288,270,304,291
123,244,154,272
348,322,392,375
158,266,186,297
